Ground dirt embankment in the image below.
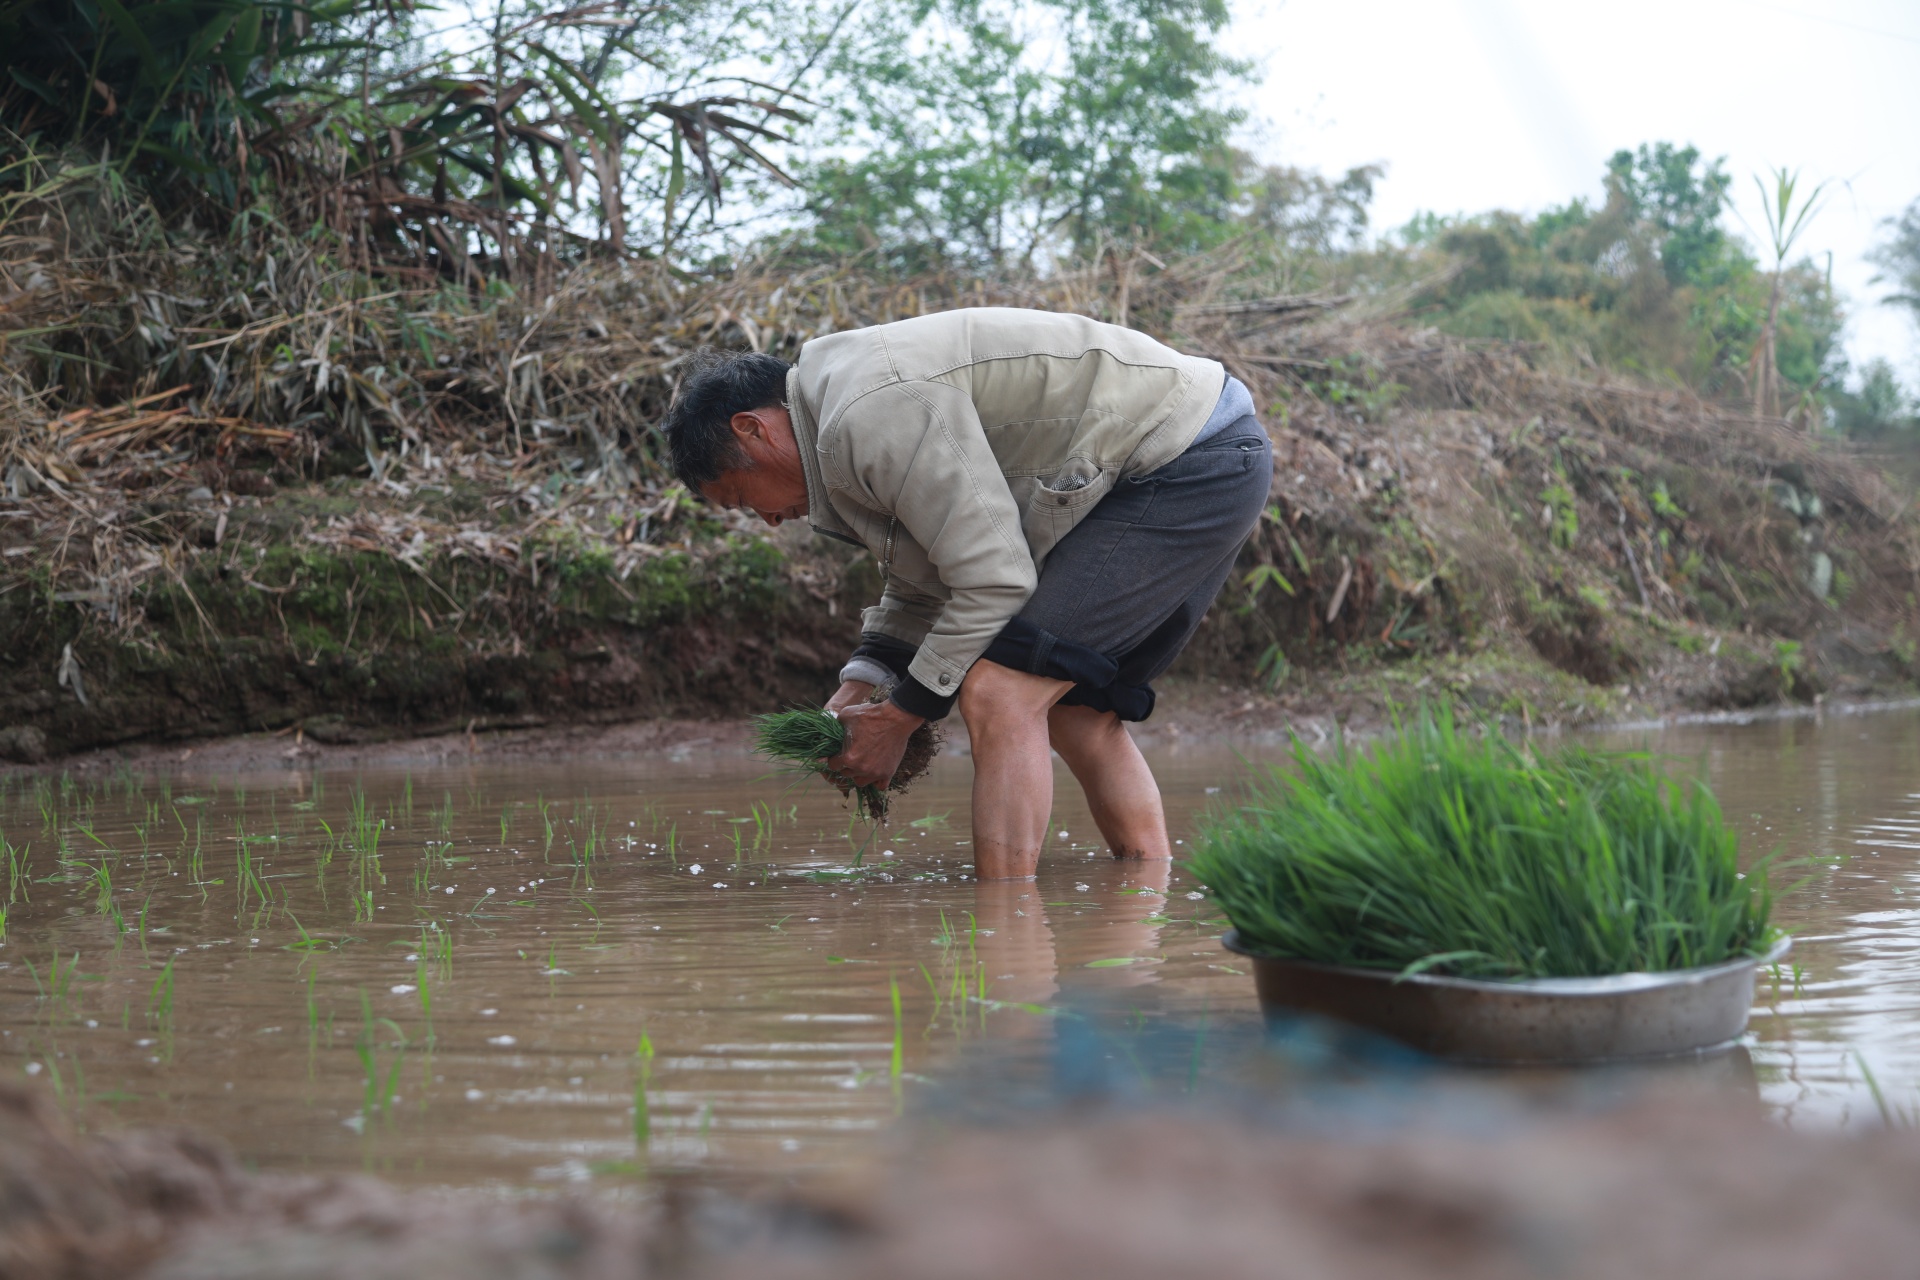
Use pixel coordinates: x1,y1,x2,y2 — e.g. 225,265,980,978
8,1077,1920,1280
5,249,1918,762
0,496,874,763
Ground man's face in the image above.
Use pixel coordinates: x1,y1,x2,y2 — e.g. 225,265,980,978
699,404,810,526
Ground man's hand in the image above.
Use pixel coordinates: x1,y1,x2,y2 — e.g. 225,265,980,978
825,679,875,713
829,698,923,788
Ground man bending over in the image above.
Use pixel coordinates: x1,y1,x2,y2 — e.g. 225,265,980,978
663,308,1271,879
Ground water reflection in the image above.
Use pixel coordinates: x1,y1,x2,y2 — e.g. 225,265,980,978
0,761,1218,1186
2,704,1919,1187
1587,708,1920,1128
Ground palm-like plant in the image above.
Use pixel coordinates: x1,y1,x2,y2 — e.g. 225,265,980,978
1868,199,1920,330
1749,166,1828,426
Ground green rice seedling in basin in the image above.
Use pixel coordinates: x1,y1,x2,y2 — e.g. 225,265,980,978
1187,709,1778,980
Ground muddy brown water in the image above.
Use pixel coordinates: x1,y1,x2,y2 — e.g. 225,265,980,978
1589,706,1920,1129
0,707,1916,1187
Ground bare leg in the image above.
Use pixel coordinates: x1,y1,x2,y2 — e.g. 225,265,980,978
1046,703,1172,860
958,659,1071,880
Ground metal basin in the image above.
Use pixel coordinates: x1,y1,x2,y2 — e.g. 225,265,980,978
1222,931,1792,1065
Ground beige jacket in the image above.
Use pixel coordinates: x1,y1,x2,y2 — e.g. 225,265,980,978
786,307,1225,700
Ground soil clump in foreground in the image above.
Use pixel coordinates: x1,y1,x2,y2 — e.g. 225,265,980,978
6,1077,1920,1280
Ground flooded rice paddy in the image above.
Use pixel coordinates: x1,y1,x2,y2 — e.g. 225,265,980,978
1,706,1919,1186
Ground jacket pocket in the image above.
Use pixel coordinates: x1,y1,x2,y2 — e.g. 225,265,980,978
1029,469,1111,553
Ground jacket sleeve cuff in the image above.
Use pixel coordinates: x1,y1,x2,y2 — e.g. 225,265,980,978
838,656,897,688
848,633,916,678
889,673,957,721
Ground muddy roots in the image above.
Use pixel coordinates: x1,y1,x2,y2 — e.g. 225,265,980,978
885,720,944,804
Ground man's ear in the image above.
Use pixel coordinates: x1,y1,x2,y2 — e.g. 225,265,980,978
728,409,765,445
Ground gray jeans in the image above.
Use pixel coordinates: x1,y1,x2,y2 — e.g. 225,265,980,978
978,411,1273,720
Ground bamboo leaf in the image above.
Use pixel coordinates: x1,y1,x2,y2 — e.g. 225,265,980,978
94,0,158,80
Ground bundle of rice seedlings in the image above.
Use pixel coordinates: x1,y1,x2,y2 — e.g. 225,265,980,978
1188,708,1778,980
753,707,940,822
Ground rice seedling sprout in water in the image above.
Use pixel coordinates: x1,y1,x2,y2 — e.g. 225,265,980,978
355,989,408,1125
348,786,383,856
235,835,273,926
919,962,944,1026
305,966,321,1066
415,950,434,1040
633,1032,655,1152
1856,1052,1918,1129
5,831,31,906
423,922,453,978
147,957,175,1033
889,976,904,1084
91,863,126,941
1187,707,1779,980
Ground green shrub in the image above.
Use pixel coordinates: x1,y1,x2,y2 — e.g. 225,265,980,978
1188,709,1776,979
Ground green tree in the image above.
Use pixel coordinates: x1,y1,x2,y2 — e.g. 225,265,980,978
799,0,1250,271
1241,162,1382,256
1412,143,1842,407
1604,142,1734,288
1831,359,1917,438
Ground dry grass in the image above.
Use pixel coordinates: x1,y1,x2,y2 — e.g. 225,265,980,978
3,164,1916,684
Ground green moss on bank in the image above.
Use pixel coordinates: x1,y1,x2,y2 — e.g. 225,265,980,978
0,529,861,758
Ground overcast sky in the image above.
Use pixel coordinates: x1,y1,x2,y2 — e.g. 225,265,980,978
1228,0,1920,386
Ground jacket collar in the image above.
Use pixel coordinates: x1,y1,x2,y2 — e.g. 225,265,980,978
785,366,856,542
